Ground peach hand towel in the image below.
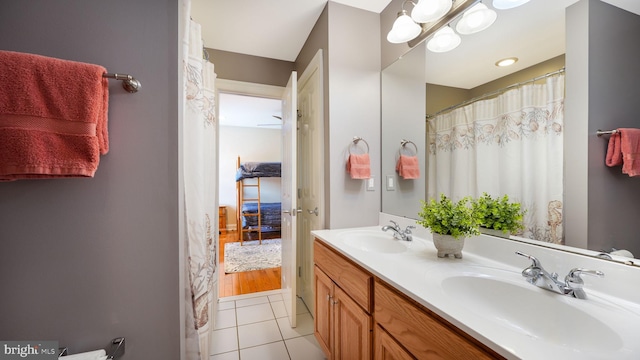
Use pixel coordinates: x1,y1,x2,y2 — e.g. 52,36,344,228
396,155,420,179
0,50,109,180
346,153,371,179
606,128,640,176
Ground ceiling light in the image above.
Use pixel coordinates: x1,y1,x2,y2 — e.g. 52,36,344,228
411,0,452,23
492,0,530,10
427,26,461,53
495,57,518,67
387,9,423,44
455,3,497,35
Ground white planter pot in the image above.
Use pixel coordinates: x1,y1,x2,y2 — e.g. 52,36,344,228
432,233,465,259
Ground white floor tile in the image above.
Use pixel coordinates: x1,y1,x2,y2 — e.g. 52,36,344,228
217,300,235,311
211,327,238,355
277,312,314,339
236,303,275,325
237,320,283,349
239,341,290,360
268,293,284,303
271,301,287,318
210,350,239,360
285,335,326,360
236,296,269,308
214,308,236,329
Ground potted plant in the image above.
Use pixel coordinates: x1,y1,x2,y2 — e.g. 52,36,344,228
473,193,525,238
417,194,480,259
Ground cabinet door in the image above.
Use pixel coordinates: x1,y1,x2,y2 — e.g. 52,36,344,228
314,266,333,358
334,286,372,360
374,325,414,360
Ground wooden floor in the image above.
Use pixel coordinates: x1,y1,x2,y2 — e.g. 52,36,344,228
218,230,281,298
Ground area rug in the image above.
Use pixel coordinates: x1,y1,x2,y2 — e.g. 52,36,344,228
224,239,281,273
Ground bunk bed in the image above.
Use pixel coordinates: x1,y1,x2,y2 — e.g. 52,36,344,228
236,156,282,244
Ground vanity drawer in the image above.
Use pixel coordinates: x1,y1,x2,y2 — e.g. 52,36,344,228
374,280,503,359
314,239,373,313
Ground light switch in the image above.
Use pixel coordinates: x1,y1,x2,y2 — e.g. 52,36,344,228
367,177,375,191
386,175,395,191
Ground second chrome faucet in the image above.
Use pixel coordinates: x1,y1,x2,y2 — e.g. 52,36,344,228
382,220,414,241
516,251,604,299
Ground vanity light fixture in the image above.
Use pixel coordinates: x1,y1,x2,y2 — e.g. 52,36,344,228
492,0,530,10
455,2,497,35
387,8,423,43
411,0,453,23
495,57,518,66
427,26,461,52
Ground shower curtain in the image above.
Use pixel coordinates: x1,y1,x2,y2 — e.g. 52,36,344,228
183,1,217,358
428,73,564,244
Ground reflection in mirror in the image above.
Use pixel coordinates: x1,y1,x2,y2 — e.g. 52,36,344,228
381,0,640,262
381,42,426,219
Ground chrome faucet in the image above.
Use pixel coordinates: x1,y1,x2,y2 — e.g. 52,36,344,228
381,220,414,241
515,251,604,299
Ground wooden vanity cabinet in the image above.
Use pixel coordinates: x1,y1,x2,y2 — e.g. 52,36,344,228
314,240,373,360
375,280,504,360
374,324,415,360
314,238,504,360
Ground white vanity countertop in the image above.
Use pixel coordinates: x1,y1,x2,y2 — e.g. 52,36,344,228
312,220,640,360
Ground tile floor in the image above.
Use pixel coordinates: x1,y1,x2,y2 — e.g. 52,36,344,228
211,290,327,360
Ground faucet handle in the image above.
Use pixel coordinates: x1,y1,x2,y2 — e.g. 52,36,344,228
565,268,604,286
515,251,542,268
404,225,415,233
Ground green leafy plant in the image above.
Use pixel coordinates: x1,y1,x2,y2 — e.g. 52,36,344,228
417,194,481,239
473,193,525,234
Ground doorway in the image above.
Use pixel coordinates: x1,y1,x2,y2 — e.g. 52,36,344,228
217,87,285,298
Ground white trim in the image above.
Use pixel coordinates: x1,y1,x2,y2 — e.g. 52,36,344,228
216,79,284,99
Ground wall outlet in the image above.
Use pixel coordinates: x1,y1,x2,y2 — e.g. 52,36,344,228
367,177,375,191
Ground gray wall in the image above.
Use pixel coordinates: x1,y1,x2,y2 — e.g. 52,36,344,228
0,1,181,358
208,48,294,87
327,2,382,229
565,0,640,254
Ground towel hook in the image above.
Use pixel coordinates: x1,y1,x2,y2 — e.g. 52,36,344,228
400,139,418,155
350,136,369,154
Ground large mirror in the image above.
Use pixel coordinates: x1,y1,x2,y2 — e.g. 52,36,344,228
381,0,640,262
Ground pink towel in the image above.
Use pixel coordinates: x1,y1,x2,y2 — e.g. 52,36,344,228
0,50,109,180
346,153,370,179
396,155,420,179
606,128,640,177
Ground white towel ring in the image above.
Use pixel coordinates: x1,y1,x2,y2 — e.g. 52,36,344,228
350,136,369,154
400,139,418,155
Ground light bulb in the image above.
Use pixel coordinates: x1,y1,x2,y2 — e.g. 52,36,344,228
387,10,422,43
427,26,461,53
411,0,452,23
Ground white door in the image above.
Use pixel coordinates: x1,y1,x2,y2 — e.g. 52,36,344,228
281,71,298,327
296,50,324,316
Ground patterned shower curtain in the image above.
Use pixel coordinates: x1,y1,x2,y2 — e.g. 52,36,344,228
182,1,217,358
427,73,564,244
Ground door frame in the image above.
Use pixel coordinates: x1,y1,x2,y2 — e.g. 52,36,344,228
215,79,285,300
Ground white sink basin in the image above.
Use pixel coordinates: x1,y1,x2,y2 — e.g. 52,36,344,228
441,272,622,352
338,230,407,253
425,265,638,356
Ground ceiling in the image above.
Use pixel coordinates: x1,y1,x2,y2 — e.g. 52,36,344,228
197,0,640,126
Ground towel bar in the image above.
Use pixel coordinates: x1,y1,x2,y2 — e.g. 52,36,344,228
103,73,141,93
596,129,617,137
58,337,125,359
